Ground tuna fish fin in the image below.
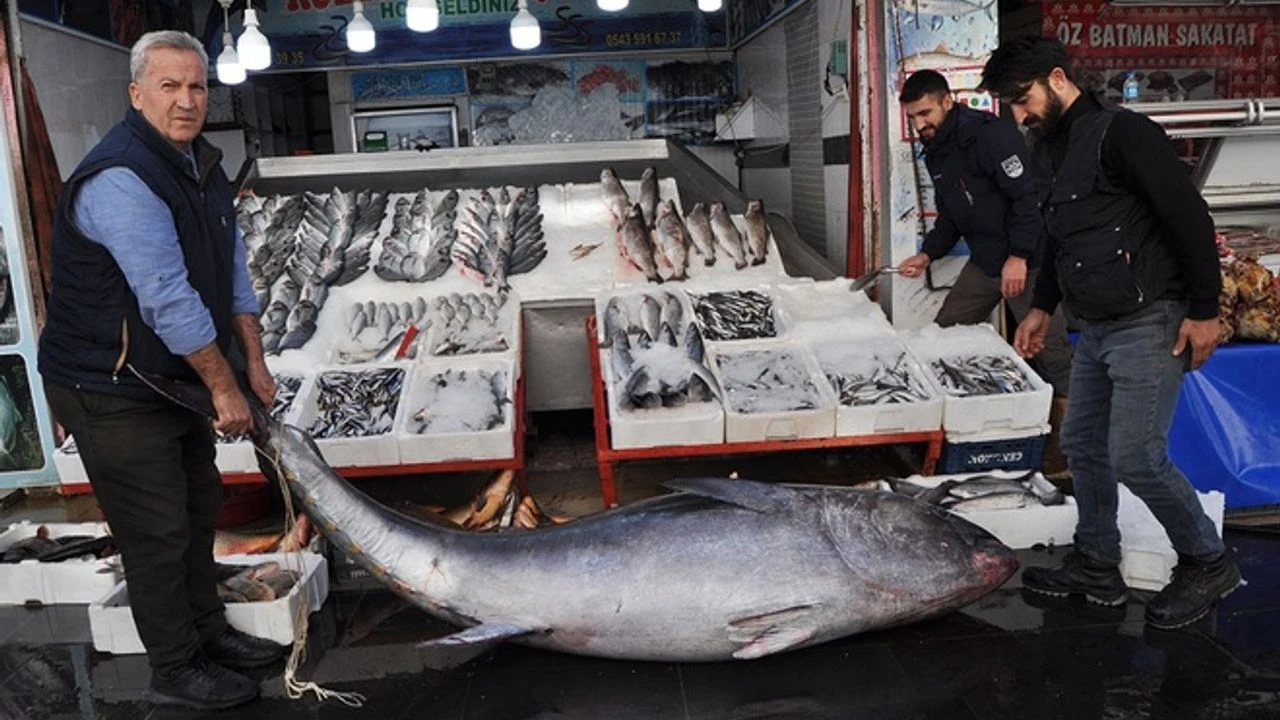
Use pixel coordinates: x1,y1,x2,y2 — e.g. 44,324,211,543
417,622,543,649
727,605,818,659
662,478,798,513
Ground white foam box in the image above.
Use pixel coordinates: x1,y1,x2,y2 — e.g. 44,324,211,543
291,362,408,468
599,350,725,449
593,286,695,346
0,521,117,605
396,356,518,464
904,324,1053,436
772,278,893,338
811,336,944,437
898,471,1078,550
684,281,789,343
710,339,837,443
418,288,523,374
1117,485,1226,592
88,551,328,654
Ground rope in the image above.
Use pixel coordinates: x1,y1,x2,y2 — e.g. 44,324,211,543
255,442,367,708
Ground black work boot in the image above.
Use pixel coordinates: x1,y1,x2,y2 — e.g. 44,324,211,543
1021,551,1129,606
148,656,259,710
203,626,290,669
1145,554,1242,630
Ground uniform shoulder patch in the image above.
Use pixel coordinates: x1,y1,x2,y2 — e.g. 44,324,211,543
1000,155,1024,179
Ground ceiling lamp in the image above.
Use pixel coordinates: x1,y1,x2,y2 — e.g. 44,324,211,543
598,0,628,11
237,7,272,70
406,0,440,32
216,32,246,85
698,0,723,11
510,0,540,50
348,2,377,52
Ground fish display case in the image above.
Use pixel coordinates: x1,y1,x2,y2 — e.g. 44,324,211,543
237,139,800,415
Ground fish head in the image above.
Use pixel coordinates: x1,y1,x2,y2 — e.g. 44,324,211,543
641,167,656,182
709,201,726,217
626,203,644,222
746,199,764,214
600,167,618,183
688,202,706,218
820,490,1018,610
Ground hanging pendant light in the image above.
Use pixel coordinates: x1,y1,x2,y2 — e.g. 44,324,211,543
510,0,540,50
216,31,246,85
597,0,628,11
406,0,440,32
237,8,272,70
698,0,723,11
348,1,377,52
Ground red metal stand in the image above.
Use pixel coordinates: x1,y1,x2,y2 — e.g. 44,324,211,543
587,316,942,508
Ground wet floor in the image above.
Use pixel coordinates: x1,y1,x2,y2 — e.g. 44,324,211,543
2,412,1279,719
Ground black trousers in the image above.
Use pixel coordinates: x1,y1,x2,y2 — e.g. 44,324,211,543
45,382,227,671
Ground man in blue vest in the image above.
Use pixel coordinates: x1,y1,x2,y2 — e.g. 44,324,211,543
896,70,1072,400
38,31,283,710
981,37,1239,629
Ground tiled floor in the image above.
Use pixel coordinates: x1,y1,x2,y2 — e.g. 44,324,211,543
2,411,1279,720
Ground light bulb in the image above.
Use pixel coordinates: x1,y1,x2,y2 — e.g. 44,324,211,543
510,0,540,50
347,1,376,52
406,0,440,32
237,8,271,70
216,32,245,85
597,0,628,11
698,0,722,11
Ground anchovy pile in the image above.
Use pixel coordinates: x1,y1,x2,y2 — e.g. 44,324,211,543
375,189,458,282
453,186,546,289
307,367,404,438
825,353,932,406
885,471,1065,512
408,369,510,434
716,349,824,414
603,291,719,409
690,290,777,341
216,375,304,444
246,187,389,354
428,292,511,356
930,355,1035,397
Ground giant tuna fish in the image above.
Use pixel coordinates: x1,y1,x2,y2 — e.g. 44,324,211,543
248,410,1017,661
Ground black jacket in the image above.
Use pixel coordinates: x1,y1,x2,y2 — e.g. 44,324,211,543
39,107,237,399
921,105,1043,277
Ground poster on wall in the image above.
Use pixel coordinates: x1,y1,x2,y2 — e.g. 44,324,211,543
1042,3,1280,100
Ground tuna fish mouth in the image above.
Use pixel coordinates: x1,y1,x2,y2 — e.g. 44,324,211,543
972,548,1019,587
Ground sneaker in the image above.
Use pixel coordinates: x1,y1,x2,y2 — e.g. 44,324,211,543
1021,551,1129,606
1145,554,1242,630
203,626,290,669
147,656,259,710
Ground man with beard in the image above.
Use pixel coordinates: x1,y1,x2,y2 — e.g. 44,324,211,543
895,70,1072,402
981,37,1238,629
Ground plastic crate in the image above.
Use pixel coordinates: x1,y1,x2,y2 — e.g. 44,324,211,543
940,431,1048,474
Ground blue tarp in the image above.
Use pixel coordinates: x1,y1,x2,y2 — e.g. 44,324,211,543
1170,343,1280,509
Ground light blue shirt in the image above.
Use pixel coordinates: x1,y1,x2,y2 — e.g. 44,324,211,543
72,164,258,357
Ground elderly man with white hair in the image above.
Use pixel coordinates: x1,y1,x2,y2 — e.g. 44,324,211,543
38,30,282,710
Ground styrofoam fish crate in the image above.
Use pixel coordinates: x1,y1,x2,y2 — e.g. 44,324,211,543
710,339,837,443
811,337,944,437
593,286,694,347
904,324,1053,436
0,521,116,605
291,362,408,468
898,471,1078,550
685,282,789,343
773,278,893,340
599,350,726,449
418,288,523,372
1118,485,1226,592
396,356,518,464
89,552,327,654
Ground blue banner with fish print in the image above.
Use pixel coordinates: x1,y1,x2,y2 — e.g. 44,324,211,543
352,68,468,102
194,0,728,69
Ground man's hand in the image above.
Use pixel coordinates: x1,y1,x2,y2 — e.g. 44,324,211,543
212,386,252,436
1014,308,1051,359
247,360,277,408
1001,256,1028,299
897,252,931,279
1172,317,1221,370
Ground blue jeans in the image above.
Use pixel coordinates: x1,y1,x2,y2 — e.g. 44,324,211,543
1063,300,1224,567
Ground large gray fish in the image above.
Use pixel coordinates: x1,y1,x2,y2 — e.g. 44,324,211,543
743,199,770,266
245,409,1017,662
600,168,631,228
620,204,662,284
653,200,690,281
638,167,659,229
709,201,748,270
684,203,717,266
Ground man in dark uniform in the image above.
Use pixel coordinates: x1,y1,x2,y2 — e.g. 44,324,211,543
982,36,1239,629
896,70,1072,399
